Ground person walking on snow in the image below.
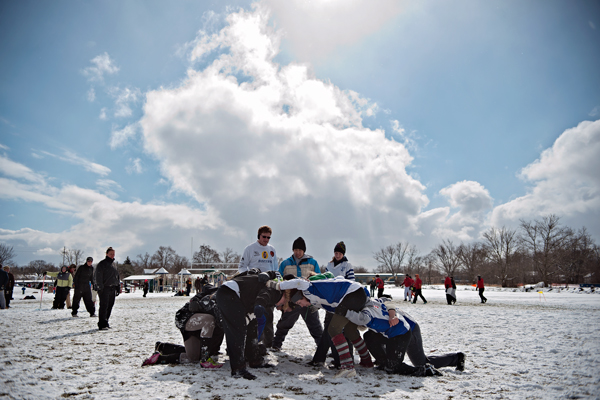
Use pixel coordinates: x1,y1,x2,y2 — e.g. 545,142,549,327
412,273,427,304
446,276,457,305
375,275,385,298
477,275,487,303
271,237,323,351
94,247,120,330
71,257,96,317
3,265,15,308
44,266,73,309
402,275,413,302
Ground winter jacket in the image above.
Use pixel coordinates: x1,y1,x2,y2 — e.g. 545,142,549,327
414,277,422,290
402,277,413,288
94,256,120,291
324,257,355,280
279,277,364,313
279,254,320,278
74,263,94,289
477,278,484,289
0,269,8,290
444,277,451,289
5,272,15,290
375,277,384,289
344,298,416,338
46,270,73,288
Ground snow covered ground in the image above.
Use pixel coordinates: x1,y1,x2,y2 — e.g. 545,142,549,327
1,285,599,400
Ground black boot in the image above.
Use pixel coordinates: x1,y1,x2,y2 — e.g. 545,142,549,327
155,342,185,355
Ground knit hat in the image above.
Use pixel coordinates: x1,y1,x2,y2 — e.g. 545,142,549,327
86,257,93,262
334,241,346,255
290,290,304,304
292,237,306,252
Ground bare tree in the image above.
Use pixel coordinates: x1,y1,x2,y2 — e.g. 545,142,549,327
373,242,410,284
457,242,486,284
520,214,573,286
71,249,84,266
404,245,421,276
353,265,369,273
171,254,190,274
432,240,462,277
26,260,56,277
560,227,597,285
220,247,241,265
482,227,519,287
0,243,16,265
193,244,221,269
151,246,177,271
136,252,152,270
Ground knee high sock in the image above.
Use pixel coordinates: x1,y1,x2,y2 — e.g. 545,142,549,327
331,333,354,370
351,337,373,367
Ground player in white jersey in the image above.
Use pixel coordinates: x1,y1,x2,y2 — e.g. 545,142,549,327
237,225,278,347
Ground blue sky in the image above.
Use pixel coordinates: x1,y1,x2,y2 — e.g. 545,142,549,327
1,0,599,268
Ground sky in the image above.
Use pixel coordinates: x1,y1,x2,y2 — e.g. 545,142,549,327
1,0,599,268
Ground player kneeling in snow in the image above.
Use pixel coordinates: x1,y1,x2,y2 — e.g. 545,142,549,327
341,298,465,376
142,284,224,368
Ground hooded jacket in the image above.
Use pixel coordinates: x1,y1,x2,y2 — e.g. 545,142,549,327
46,269,73,288
74,263,95,288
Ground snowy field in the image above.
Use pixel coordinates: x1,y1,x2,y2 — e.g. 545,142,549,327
1,285,599,400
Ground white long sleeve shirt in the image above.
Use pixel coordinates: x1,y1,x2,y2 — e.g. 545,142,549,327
238,241,278,273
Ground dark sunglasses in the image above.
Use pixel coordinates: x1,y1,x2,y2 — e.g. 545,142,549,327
261,235,271,239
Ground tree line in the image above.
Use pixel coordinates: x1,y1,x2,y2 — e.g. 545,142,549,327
373,214,599,287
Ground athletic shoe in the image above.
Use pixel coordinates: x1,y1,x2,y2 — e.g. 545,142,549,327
99,326,109,331
413,363,442,377
307,360,324,367
231,368,256,380
200,358,223,369
359,359,374,368
71,313,78,317
89,313,96,317
141,352,160,366
424,301,427,304
269,346,282,352
334,367,357,378
327,362,341,370
456,352,465,371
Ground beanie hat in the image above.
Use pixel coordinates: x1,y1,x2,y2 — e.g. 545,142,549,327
334,241,346,255
290,290,304,304
86,257,93,262
292,237,306,252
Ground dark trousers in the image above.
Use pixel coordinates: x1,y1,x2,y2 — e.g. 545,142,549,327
53,287,70,309
412,288,426,303
273,305,323,348
377,287,384,298
364,329,416,374
446,294,456,305
5,288,13,307
143,288,148,297
478,288,487,303
215,287,261,373
406,323,460,368
72,286,95,315
98,287,116,329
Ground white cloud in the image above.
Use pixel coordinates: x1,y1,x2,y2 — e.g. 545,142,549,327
40,150,111,177
126,158,143,174
108,86,141,118
261,0,405,62
99,108,108,120
589,106,600,117
140,6,428,263
0,154,46,184
0,157,226,264
391,120,419,152
81,52,119,82
87,87,96,102
0,143,9,151
491,119,600,228
110,123,139,149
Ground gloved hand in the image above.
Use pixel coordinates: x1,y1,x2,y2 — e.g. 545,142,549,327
254,305,266,341
334,304,348,317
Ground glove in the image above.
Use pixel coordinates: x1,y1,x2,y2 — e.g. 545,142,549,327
334,304,348,317
266,281,280,290
254,305,266,341
258,272,270,283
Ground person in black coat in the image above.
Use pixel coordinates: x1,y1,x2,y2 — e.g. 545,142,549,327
72,257,96,317
215,270,284,380
94,247,120,330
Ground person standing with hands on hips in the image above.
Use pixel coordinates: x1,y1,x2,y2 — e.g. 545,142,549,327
238,225,278,347
94,247,120,330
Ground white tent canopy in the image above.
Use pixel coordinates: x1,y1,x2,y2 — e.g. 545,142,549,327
123,275,157,281
178,269,191,275
155,267,169,274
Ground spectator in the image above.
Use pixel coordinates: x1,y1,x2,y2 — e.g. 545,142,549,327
375,274,385,298
194,276,202,294
0,264,8,310
94,247,120,330
402,274,413,302
143,280,149,297
412,273,427,304
446,276,456,305
45,266,73,309
72,257,96,318
369,278,376,297
477,275,487,303
3,266,15,308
